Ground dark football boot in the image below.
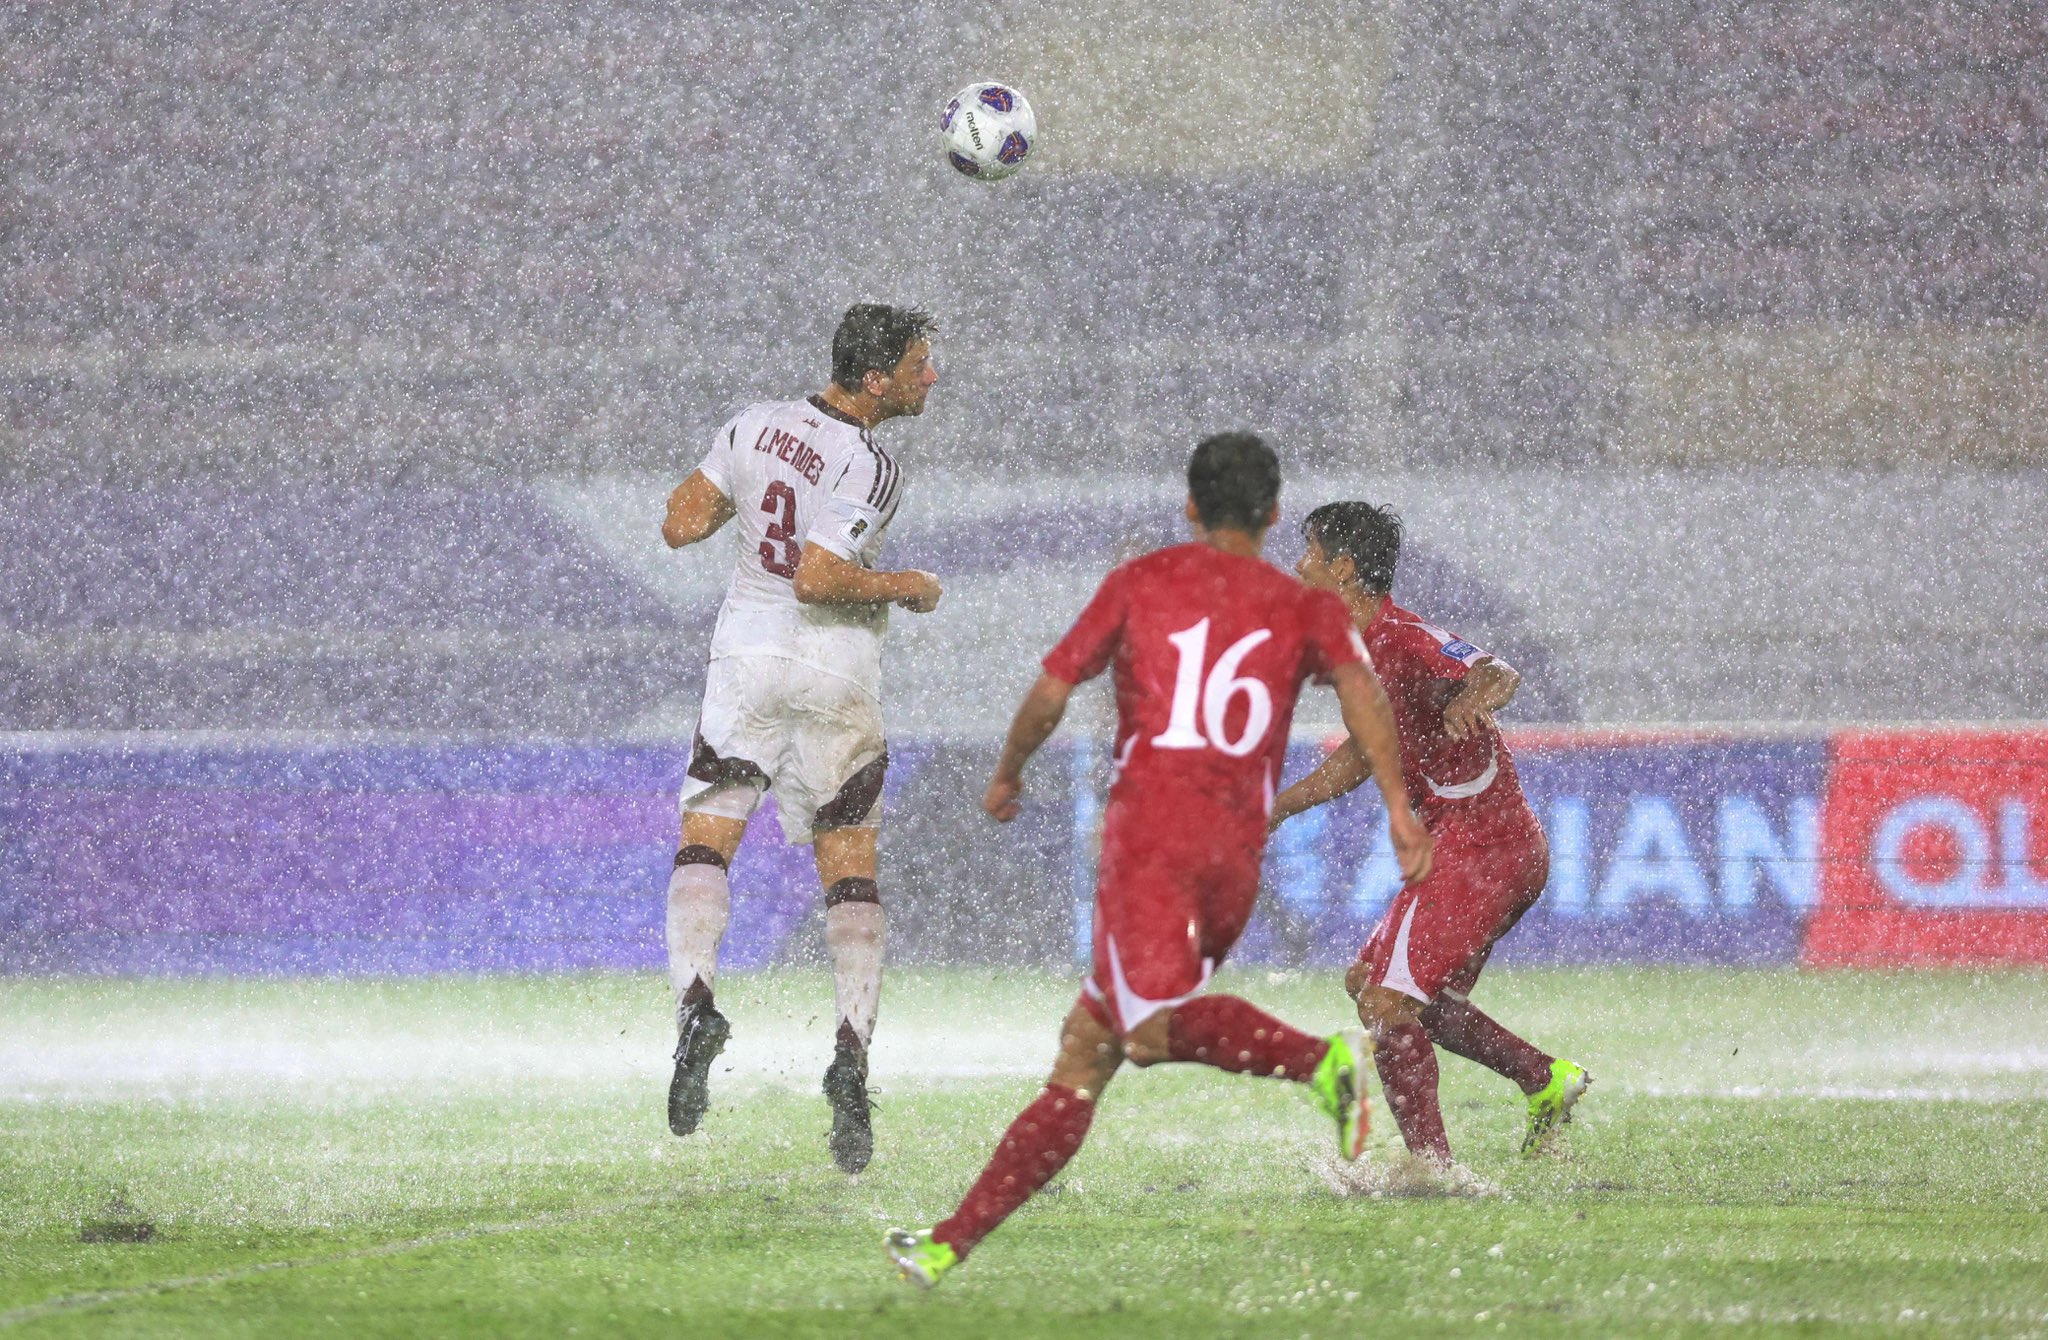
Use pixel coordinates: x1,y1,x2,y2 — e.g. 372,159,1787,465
668,1000,732,1137
822,1025,875,1173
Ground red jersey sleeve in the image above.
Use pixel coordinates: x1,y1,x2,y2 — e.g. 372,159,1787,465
1301,588,1371,683
1406,617,1489,684
1042,566,1128,685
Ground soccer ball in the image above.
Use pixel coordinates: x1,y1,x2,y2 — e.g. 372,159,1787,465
939,82,1037,181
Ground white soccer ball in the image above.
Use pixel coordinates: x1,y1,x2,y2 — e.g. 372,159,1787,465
939,82,1037,182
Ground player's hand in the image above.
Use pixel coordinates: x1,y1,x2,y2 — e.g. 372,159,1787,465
982,774,1023,823
1442,690,1495,741
896,570,943,613
1390,806,1434,885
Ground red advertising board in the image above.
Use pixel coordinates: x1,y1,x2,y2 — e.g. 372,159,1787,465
1806,729,2048,966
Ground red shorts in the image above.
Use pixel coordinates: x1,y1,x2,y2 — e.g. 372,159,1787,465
1080,803,1265,1036
1356,802,1549,1004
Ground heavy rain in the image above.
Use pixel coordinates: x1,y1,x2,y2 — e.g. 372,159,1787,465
3,1,2046,1334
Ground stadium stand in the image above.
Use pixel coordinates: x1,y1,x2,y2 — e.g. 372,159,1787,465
0,0,2041,734
0,483,695,733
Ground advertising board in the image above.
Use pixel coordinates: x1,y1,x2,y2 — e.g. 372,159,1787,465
1806,730,2048,967
5,731,1909,976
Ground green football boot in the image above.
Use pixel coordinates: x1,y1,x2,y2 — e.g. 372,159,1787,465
1522,1058,1591,1155
885,1228,958,1290
1309,1031,1372,1161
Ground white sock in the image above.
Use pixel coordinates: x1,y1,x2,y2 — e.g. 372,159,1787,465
824,901,886,1047
667,861,730,1015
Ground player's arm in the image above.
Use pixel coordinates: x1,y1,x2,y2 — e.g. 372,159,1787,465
982,673,1074,823
1269,739,1372,830
986,567,1119,822
791,544,943,612
1330,660,1434,885
1442,656,1518,741
661,471,736,549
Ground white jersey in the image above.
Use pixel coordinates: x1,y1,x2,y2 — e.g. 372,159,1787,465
695,395,907,696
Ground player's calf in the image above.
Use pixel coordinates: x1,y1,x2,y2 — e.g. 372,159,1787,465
667,843,736,1138
821,874,883,1173
1155,997,1371,1161
1161,995,1332,1080
1351,983,1450,1164
916,1081,1097,1268
1419,989,1556,1096
1373,1018,1451,1166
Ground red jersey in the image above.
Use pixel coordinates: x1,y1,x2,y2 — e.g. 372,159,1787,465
1043,543,1368,823
1363,595,1530,831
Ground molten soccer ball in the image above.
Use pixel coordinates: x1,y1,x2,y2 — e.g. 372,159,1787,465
939,82,1037,181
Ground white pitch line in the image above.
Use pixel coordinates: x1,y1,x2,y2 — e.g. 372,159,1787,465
0,1024,1059,1100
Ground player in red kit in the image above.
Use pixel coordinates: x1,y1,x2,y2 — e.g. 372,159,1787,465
885,434,1434,1289
1274,501,1590,1172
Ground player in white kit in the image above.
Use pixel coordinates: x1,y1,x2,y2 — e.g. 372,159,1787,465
658,305,943,1172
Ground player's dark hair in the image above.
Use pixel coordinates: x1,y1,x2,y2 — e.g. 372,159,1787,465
1187,432,1281,534
831,304,936,391
1304,501,1402,593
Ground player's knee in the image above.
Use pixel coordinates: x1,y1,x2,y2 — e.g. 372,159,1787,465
1120,1012,1174,1067
1355,985,1422,1035
1057,1025,1119,1065
1050,1044,1121,1094
1343,960,1374,1001
1123,1039,1170,1068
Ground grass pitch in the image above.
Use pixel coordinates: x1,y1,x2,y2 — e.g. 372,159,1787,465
3,967,2046,1337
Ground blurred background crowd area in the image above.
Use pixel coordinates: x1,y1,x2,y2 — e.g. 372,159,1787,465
1,0,2043,735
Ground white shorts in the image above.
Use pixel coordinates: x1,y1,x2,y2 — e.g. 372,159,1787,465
679,655,887,845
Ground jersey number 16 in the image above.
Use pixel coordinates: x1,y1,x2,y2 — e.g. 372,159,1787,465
1152,618,1274,757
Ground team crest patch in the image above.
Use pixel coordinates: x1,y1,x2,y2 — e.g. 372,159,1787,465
1439,639,1479,661
847,518,869,540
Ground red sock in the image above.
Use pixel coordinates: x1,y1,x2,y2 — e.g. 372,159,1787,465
1374,1020,1451,1164
932,1084,1095,1260
1165,995,1328,1081
1420,994,1553,1095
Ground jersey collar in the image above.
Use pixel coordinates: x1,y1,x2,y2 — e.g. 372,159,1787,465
808,393,868,429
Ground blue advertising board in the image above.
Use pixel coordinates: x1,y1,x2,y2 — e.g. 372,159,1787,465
1,733,1829,976
1230,735,1827,968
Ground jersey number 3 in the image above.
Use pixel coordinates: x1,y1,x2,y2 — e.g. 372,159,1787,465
758,481,800,578
1152,618,1274,757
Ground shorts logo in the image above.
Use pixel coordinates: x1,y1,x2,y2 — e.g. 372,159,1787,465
1440,639,1478,661
846,518,869,540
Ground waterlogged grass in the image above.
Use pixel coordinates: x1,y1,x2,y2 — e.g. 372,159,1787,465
2,968,2046,1336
